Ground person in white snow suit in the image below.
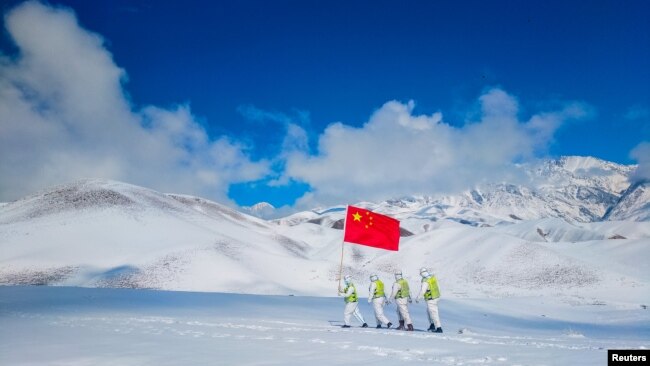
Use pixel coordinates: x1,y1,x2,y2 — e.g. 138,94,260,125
387,270,414,331
339,275,368,328
415,267,443,333
367,274,392,329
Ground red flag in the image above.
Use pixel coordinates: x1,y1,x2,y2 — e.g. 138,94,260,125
343,205,400,251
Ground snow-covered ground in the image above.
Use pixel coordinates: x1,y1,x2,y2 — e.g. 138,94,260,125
1,286,648,365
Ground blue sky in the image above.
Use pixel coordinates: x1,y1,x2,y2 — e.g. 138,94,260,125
0,0,648,209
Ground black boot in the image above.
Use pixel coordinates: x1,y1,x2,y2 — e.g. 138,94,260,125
387,322,393,328
362,323,368,328
341,325,351,328
407,324,414,331
434,327,443,333
396,320,405,330
376,324,382,329
428,323,436,332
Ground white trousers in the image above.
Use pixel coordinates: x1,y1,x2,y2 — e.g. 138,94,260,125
425,298,442,328
395,298,412,325
344,301,366,326
371,297,390,326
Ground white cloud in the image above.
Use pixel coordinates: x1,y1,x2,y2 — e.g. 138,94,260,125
629,141,650,183
0,1,269,202
282,88,592,208
0,1,600,211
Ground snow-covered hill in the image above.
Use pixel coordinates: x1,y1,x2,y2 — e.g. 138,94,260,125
0,179,323,294
1,168,649,308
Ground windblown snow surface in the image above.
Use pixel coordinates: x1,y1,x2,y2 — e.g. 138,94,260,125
1,286,648,365
1,161,649,364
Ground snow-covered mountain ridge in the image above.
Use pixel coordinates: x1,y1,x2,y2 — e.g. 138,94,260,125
604,181,650,221
0,156,648,308
275,156,642,229
241,201,276,219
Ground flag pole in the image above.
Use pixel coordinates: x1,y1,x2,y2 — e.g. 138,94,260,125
338,206,349,295
338,240,345,294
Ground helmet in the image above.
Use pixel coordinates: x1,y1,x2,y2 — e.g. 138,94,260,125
394,271,403,280
420,267,430,277
343,275,352,284
420,267,428,274
369,274,378,282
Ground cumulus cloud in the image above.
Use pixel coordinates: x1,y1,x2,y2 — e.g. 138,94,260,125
629,142,650,183
0,1,268,202
0,1,599,211
282,88,592,208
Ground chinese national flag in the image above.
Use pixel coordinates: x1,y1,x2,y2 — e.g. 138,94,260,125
343,205,400,251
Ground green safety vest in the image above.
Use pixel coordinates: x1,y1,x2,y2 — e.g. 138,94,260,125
396,278,410,298
423,276,440,300
344,283,358,303
372,280,385,298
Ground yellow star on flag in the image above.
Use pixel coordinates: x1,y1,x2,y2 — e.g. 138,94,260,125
352,212,362,222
